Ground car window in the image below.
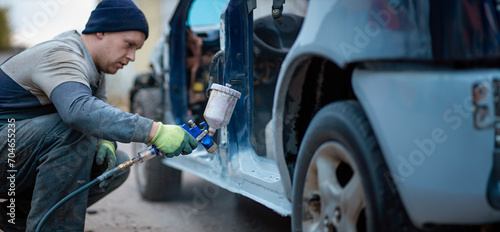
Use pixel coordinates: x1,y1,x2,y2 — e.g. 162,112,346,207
187,0,227,27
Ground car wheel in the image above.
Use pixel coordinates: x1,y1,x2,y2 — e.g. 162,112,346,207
131,88,182,201
292,100,412,232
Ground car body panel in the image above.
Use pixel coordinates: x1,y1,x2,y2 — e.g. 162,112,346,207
163,144,292,215
287,0,432,67
352,69,500,226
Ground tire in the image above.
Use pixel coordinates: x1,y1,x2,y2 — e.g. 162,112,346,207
131,88,182,201
291,100,413,232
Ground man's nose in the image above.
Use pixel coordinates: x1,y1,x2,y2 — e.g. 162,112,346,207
127,51,136,62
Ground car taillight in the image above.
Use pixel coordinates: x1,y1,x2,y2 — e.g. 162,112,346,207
473,81,495,130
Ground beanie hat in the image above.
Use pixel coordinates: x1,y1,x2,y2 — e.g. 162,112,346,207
82,0,149,39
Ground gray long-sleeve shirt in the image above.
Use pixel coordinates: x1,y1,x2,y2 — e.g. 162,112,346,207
0,30,152,143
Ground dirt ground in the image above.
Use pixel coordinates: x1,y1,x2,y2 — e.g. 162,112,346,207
84,143,291,232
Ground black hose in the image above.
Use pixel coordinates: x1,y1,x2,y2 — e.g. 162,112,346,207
35,166,121,232
206,50,224,98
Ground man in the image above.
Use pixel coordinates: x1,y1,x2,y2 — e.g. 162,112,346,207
0,0,197,231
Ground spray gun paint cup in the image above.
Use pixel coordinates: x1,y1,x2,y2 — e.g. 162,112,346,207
204,83,242,135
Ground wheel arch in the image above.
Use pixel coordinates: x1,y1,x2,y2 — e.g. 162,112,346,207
273,54,357,200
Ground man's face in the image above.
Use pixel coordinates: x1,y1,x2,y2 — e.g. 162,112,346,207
95,31,146,74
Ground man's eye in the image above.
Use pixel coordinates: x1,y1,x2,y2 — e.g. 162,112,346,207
126,42,136,49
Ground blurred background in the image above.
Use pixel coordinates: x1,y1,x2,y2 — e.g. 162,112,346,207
0,0,307,112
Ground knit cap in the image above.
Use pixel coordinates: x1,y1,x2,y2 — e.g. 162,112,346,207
82,0,149,39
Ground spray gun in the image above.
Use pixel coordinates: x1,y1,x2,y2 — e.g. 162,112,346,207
190,83,241,152
138,83,241,157
185,83,241,153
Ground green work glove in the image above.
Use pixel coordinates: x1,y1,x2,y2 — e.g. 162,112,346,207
150,122,198,158
96,140,117,171
95,140,117,191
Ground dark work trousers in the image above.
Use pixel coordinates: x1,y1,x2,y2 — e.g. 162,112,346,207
0,113,130,232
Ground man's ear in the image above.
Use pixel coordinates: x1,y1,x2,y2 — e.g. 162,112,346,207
96,32,105,39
